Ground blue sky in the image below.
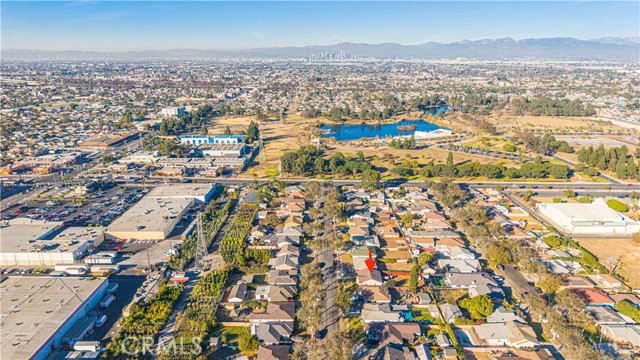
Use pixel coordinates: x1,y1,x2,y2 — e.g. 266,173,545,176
2,1,639,51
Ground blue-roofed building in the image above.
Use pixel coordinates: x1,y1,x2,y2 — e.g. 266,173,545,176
179,135,245,146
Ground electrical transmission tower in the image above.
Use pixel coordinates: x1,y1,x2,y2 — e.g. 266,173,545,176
195,212,206,271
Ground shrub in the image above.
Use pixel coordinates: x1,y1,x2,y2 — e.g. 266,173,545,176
607,199,628,212
543,235,562,248
578,196,592,203
552,198,563,203
502,143,517,152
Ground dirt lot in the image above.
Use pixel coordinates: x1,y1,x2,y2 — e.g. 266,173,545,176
495,115,625,133
575,237,640,288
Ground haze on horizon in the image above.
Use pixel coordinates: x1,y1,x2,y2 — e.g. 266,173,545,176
2,1,639,52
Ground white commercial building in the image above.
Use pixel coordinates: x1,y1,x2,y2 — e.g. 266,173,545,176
0,219,104,266
179,135,245,146
0,276,109,360
413,129,453,139
106,184,216,240
537,201,640,235
160,106,186,117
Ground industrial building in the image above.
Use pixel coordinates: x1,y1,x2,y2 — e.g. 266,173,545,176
196,143,250,157
536,201,640,235
179,134,245,146
0,276,109,360
0,219,104,266
106,183,216,240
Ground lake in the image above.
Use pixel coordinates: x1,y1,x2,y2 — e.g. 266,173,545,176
320,118,444,141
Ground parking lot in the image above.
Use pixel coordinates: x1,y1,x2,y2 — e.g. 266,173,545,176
1,184,149,227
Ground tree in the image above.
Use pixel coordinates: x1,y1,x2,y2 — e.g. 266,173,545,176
361,169,380,191
297,263,325,334
401,211,413,226
224,125,232,135
409,263,421,294
418,252,433,266
238,331,260,354
563,189,575,198
459,295,494,320
245,121,260,143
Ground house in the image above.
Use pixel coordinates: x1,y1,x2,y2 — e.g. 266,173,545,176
587,306,631,325
417,292,432,306
562,275,595,289
439,304,462,323
266,285,296,302
276,244,300,257
361,303,403,324
447,246,476,260
376,344,416,360
600,324,640,348
249,302,295,324
255,285,296,302
379,323,422,345
436,334,451,347
595,274,623,291
505,321,540,349
486,306,525,324
472,321,539,349
437,259,481,273
250,225,268,239
610,293,640,306
257,345,290,360
283,215,303,227
228,284,248,303
357,268,384,287
253,322,294,345
573,288,615,307
267,270,297,286
277,226,303,238
360,285,392,303
444,272,499,289
414,344,432,360
349,226,370,237
268,253,299,272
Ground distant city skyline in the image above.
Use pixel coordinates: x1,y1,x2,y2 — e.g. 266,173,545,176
2,1,639,52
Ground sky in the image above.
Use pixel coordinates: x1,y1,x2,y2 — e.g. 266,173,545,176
2,1,639,52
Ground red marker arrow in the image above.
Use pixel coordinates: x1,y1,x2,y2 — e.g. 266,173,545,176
364,249,376,273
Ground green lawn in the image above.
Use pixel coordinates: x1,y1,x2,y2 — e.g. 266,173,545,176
412,310,434,322
211,326,250,346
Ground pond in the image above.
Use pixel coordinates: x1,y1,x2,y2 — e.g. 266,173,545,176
320,117,445,141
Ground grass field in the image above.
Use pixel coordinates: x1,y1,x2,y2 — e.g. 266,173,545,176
574,237,640,288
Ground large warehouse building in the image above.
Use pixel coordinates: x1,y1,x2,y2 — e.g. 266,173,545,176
106,183,216,240
0,219,104,266
0,276,109,360
536,201,640,235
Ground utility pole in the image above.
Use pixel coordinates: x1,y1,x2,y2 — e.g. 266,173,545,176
195,212,206,272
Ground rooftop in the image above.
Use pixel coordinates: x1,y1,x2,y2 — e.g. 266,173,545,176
0,276,108,360
1,222,104,254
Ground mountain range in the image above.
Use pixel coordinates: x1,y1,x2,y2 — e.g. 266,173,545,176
3,37,639,61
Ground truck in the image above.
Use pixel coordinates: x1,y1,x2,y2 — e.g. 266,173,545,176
84,256,114,265
73,341,101,352
99,294,115,308
54,264,88,275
